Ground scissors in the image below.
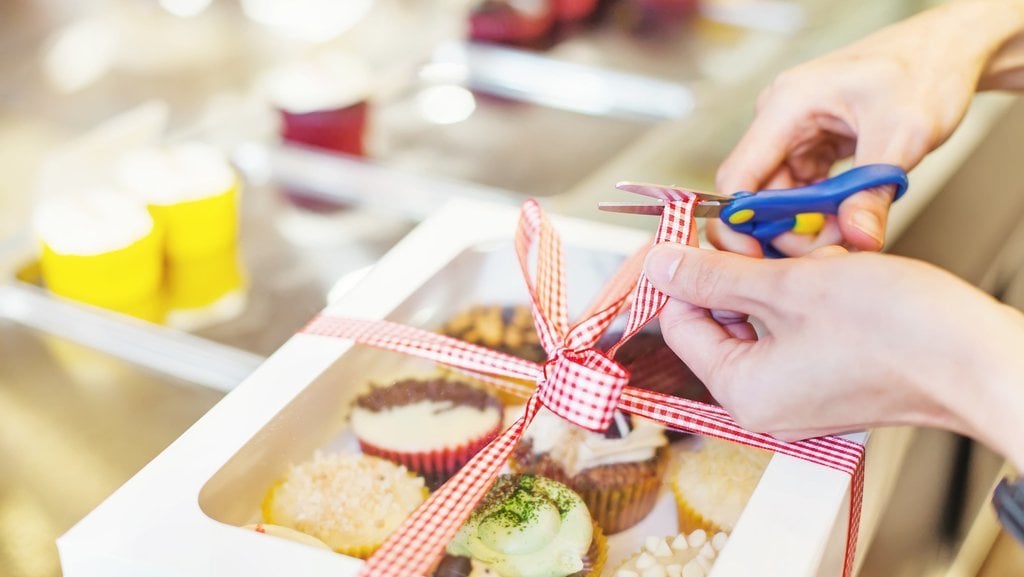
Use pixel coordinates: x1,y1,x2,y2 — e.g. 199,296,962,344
600,163,909,258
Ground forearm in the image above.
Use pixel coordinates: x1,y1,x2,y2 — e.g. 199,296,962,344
959,303,1024,472
958,0,1024,91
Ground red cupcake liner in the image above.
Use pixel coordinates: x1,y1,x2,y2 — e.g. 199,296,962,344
358,421,502,490
469,5,555,46
280,101,369,157
553,0,598,22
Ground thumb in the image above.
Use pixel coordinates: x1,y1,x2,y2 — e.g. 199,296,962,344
644,244,774,316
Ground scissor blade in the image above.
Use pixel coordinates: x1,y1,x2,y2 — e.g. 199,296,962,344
598,202,665,215
599,200,726,218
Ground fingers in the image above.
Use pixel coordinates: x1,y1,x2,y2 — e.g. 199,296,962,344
836,185,895,251
644,243,775,316
659,299,752,385
716,102,802,196
706,220,764,257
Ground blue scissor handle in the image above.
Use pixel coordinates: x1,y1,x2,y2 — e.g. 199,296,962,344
720,163,909,258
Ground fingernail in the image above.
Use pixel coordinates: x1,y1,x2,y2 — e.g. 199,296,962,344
644,244,686,284
851,210,884,245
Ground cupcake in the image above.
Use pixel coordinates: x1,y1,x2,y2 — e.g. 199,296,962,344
262,452,427,558
33,187,164,322
242,523,331,550
351,377,503,490
440,304,546,405
446,474,606,577
263,53,372,157
671,437,772,534
511,408,669,534
116,142,240,262
441,304,546,363
468,0,556,47
607,330,710,401
552,0,599,23
612,530,728,577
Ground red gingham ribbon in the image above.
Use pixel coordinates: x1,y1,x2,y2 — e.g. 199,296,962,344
300,197,865,577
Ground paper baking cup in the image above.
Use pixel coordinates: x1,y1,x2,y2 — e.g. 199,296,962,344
671,482,727,535
510,447,668,534
40,226,163,320
553,0,598,22
149,181,239,261
280,101,368,156
585,521,608,577
358,421,502,490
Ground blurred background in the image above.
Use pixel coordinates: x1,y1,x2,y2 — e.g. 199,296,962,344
1,0,1023,575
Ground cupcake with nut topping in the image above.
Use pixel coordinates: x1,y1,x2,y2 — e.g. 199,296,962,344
351,377,503,490
511,409,669,534
261,452,427,558
440,304,545,404
445,474,606,577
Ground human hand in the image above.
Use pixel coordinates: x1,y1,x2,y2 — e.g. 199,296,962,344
643,243,1024,470
713,2,1020,257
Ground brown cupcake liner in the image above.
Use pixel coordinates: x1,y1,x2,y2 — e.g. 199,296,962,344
358,421,502,490
510,446,669,534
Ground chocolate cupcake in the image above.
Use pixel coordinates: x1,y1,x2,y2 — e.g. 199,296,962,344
511,409,669,534
352,377,503,489
445,474,607,577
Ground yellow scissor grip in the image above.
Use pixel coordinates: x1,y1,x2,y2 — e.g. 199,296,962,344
727,209,755,225
792,212,826,235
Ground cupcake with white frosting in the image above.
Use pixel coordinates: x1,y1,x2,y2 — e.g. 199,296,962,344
263,53,371,156
33,187,163,321
351,377,503,490
511,408,669,534
445,474,607,577
612,530,729,577
116,141,240,262
261,452,427,558
671,437,771,534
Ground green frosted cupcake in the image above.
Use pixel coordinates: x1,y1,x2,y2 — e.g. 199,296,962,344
446,474,606,577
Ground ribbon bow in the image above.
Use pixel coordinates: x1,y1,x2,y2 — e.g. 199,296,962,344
301,197,865,577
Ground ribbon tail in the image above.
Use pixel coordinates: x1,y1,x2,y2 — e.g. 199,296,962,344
359,396,544,577
608,196,696,358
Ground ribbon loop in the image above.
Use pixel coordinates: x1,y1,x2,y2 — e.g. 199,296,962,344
537,347,629,432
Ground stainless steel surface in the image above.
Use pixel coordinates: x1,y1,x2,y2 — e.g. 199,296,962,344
0,0,1003,576
0,319,223,577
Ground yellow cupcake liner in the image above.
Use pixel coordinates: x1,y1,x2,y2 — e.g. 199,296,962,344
40,225,163,319
586,521,608,577
671,481,727,535
164,246,244,311
149,179,239,261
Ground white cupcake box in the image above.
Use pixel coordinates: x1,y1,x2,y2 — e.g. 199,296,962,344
57,199,909,577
